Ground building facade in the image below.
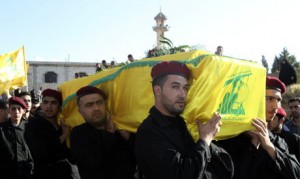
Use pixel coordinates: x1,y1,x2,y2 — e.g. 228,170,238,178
26,61,96,92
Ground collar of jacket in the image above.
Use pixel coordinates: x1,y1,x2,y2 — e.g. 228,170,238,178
149,106,184,128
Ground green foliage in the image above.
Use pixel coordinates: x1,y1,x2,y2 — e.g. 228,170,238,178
261,55,269,73
271,56,281,73
146,36,193,58
159,36,173,48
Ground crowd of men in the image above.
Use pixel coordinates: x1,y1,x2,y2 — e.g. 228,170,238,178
0,60,299,179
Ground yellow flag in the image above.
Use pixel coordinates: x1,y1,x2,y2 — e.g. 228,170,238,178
59,50,266,140
0,47,27,92
182,55,266,140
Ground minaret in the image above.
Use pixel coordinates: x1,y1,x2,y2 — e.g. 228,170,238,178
153,10,169,47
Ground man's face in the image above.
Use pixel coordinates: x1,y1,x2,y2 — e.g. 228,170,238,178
30,103,40,114
267,115,281,132
265,89,282,122
157,75,189,116
9,104,25,122
41,97,60,119
0,108,8,123
78,93,107,128
128,57,134,62
21,95,32,111
289,101,300,119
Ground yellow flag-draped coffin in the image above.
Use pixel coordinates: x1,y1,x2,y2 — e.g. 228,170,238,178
59,50,266,140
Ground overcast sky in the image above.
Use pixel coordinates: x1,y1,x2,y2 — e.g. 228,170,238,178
1,0,299,67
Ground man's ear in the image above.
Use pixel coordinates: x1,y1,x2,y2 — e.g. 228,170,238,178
153,85,161,95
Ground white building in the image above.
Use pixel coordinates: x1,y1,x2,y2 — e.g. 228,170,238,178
26,61,96,92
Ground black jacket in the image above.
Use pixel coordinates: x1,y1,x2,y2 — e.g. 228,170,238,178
70,122,136,179
0,119,34,179
135,107,234,179
280,130,300,162
217,132,300,179
24,116,79,179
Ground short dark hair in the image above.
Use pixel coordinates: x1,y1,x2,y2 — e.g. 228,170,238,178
18,92,31,98
288,97,300,105
128,54,133,58
152,75,169,88
0,99,8,110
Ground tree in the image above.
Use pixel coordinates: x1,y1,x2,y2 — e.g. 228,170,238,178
271,56,281,73
261,55,269,73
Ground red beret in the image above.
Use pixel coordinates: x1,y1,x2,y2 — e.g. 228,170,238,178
9,97,27,109
276,107,286,118
151,61,191,80
76,86,107,100
266,76,286,94
42,89,62,104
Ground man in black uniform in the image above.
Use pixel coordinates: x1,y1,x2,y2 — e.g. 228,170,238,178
135,61,234,179
25,89,79,179
218,76,300,179
70,86,136,179
0,97,33,179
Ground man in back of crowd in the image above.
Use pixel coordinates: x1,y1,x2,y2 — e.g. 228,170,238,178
218,76,300,179
215,46,223,56
18,92,33,121
25,88,80,179
0,99,8,123
135,61,234,179
30,98,41,115
70,86,136,179
268,107,300,161
285,97,300,135
127,54,135,63
0,97,33,179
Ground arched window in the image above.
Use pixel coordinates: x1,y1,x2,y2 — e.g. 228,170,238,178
45,72,57,83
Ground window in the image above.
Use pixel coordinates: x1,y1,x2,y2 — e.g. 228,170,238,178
45,72,57,83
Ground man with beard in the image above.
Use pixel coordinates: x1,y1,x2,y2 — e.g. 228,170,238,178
284,97,300,135
25,89,79,179
70,86,136,179
135,61,234,179
218,76,300,179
